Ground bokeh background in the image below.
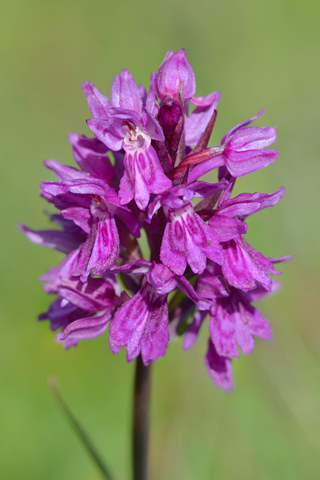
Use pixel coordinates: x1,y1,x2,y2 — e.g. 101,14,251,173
1,0,320,479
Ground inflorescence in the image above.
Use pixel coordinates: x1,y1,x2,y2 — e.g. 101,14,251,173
21,49,289,390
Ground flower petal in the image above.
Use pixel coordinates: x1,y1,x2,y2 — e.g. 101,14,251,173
86,118,124,151
156,48,195,101
109,284,170,365
224,147,278,177
161,204,224,275
119,144,171,210
222,237,272,292
185,91,221,146
59,310,111,341
205,340,234,391
111,69,143,115
72,205,120,281
68,133,115,185
209,214,247,242
19,224,83,254
183,311,207,350
221,109,265,145
83,81,112,119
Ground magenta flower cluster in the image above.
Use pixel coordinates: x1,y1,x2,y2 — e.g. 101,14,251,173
22,49,289,390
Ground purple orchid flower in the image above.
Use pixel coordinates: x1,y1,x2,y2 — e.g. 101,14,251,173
40,163,140,281
108,261,210,365
37,250,120,348
147,182,227,275
209,187,285,291
83,70,172,210
183,263,280,389
109,262,174,365
208,283,274,359
174,109,278,184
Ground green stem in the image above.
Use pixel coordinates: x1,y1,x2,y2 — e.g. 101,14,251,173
132,356,152,480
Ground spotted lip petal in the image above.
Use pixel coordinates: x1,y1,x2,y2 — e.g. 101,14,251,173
84,71,167,210
119,142,172,210
40,173,141,279
221,236,273,292
209,286,273,359
160,202,224,276
109,280,170,365
72,203,120,282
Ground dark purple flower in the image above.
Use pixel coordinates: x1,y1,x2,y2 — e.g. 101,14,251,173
83,71,172,210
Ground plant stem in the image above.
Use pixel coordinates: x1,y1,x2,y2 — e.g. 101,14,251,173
132,355,152,480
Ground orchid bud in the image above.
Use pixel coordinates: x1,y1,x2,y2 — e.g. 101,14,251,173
156,48,196,101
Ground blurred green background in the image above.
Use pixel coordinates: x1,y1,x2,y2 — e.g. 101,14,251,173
1,0,320,479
